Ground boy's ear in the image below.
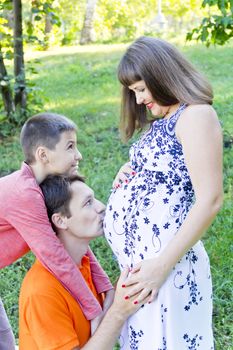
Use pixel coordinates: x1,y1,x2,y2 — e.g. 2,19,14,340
51,213,68,230
35,146,49,164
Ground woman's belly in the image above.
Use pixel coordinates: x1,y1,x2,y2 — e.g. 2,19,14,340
104,173,188,268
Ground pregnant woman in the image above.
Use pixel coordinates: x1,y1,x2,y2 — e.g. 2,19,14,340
104,37,223,349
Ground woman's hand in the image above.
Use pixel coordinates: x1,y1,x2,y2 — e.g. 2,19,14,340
122,258,170,304
113,162,136,188
111,266,151,317
91,266,151,334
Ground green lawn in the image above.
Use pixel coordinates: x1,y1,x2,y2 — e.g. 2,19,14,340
0,42,232,349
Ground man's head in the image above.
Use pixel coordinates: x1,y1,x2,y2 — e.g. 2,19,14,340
20,113,82,176
40,175,105,241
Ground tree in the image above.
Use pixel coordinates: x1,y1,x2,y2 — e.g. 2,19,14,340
80,0,97,44
0,0,27,125
187,0,233,46
0,43,14,120
57,0,86,45
0,0,15,121
13,0,27,113
25,0,61,49
0,0,60,130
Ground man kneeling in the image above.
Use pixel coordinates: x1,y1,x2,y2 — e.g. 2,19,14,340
19,175,148,349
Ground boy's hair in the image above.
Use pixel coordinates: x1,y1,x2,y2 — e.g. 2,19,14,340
20,113,77,164
40,174,85,232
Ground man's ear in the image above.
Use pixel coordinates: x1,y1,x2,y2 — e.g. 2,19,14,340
35,146,49,164
51,213,68,230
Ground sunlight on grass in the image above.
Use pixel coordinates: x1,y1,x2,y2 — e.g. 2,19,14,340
0,42,232,349
24,43,128,61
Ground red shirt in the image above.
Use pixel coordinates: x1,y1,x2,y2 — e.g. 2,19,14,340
0,162,112,319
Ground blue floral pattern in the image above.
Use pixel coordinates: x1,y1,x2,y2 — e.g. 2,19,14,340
104,104,214,349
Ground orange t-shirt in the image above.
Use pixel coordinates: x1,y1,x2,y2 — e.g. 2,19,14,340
19,256,103,350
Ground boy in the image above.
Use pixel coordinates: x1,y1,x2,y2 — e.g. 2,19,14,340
19,175,147,349
0,113,112,348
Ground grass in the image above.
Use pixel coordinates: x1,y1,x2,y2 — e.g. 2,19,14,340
0,42,232,349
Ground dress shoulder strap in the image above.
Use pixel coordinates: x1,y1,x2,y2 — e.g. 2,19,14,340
166,103,188,137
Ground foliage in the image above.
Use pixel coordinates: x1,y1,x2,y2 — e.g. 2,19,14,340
94,0,155,42
0,253,35,337
0,1,14,60
56,0,86,45
23,0,61,49
0,42,232,348
94,0,206,42
187,0,233,46
18,0,210,45
0,0,60,133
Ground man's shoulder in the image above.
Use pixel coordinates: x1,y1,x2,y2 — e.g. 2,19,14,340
21,261,62,297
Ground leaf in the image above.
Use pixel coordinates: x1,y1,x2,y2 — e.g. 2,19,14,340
34,15,42,21
201,26,209,41
0,80,8,86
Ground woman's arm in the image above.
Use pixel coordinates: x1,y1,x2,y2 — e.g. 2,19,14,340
123,105,223,302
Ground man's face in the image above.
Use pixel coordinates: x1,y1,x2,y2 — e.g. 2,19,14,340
65,181,105,240
47,131,82,176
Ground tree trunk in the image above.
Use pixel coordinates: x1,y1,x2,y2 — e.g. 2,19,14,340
45,14,52,34
80,0,97,45
13,0,26,111
44,13,52,49
0,44,14,118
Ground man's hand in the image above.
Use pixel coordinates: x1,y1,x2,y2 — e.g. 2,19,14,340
81,267,150,349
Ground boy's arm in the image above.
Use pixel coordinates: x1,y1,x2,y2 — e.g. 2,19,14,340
87,247,113,293
5,185,103,319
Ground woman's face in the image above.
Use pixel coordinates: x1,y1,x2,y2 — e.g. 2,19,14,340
128,80,170,117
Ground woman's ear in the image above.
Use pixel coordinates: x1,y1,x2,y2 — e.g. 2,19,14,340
51,213,68,230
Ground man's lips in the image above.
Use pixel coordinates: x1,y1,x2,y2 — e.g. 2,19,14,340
71,164,78,171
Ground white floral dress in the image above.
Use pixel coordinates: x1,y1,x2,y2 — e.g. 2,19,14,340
104,104,214,350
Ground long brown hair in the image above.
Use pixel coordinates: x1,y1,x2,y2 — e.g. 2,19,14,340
118,36,213,141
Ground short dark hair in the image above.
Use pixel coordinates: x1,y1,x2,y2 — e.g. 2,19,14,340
118,36,213,141
20,113,77,164
40,174,85,231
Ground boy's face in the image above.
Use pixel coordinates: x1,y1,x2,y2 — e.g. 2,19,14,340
47,131,82,176
65,181,105,240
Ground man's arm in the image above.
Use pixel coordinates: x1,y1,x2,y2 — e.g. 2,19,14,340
79,268,149,350
20,266,147,350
